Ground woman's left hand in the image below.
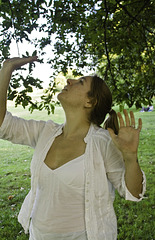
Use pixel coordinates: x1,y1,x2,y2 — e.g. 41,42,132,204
108,109,142,158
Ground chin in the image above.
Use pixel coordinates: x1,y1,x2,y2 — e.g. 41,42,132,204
57,92,65,103
57,92,61,101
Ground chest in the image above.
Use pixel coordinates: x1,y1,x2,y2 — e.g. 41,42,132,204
44,134,86,170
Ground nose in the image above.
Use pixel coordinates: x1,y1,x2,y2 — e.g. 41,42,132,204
67,78,75,85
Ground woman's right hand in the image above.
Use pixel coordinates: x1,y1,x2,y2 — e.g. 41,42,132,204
2,56,38,72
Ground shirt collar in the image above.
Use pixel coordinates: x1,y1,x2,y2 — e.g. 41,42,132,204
55,123,95,143
84,123,95,143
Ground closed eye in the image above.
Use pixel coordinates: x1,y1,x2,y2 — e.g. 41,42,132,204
79,78,85,85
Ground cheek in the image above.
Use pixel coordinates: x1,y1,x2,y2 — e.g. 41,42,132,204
76,91,88,102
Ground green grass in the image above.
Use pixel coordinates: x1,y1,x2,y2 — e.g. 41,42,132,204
0,101,154,239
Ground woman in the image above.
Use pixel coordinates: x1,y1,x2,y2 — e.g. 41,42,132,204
0,57,146,240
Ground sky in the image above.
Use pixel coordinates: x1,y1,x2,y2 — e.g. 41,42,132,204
9,38,54,88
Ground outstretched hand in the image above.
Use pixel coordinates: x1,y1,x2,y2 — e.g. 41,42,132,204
108,109,142,158
3,56,38,72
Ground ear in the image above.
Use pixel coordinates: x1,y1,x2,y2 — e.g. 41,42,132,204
84,100,92,108
85,98,97,108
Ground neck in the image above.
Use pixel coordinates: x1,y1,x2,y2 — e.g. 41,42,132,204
63,109,91,139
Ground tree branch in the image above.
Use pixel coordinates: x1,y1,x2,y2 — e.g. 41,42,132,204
115,0,153,34
103,0,117,88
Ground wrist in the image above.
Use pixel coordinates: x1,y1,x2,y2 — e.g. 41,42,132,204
123,152,138,164
2,64,14,73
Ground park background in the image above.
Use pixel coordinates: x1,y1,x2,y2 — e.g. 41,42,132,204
0,0,155,239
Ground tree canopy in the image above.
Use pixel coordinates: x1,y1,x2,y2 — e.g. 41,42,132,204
0,0,155,112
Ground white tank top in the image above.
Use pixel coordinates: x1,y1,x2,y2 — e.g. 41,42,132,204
31,154,86,236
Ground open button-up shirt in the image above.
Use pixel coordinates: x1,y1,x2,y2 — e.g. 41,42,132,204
0,112,146,240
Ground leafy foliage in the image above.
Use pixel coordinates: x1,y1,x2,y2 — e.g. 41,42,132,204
0,0,155,112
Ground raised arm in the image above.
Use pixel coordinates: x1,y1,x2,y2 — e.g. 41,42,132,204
0,56,38,127
108,109,143,198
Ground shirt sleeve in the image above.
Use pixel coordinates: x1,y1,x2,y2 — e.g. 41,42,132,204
104,136,146,201
122,170,146,202
0,111,48,148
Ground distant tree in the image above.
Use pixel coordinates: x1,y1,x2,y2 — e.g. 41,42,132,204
0,0,154,112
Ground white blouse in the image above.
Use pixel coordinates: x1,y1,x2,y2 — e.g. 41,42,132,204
29,221,87,240
31,154,86,237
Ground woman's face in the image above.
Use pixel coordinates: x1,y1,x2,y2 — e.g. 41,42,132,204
58,76,92,109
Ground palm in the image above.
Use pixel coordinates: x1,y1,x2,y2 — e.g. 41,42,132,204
113,126,140,154
108,110,142,155
3,56,38,71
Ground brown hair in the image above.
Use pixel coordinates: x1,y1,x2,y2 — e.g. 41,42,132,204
87,75,119,134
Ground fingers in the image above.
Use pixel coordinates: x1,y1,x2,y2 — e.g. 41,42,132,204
117,112,125,127
17,56,38,65
3,56,38,71
130,111,135,127
138,118,142,131
14,56,38,71
25,56,38,62
124,109,130,127
117,109,131,127
117,109,142,131
19,56,38,66
5,56,38,63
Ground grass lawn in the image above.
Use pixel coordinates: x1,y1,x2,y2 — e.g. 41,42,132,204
0,101,154,240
